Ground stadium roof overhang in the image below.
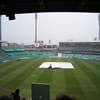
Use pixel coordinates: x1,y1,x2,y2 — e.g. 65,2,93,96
0,0,100,20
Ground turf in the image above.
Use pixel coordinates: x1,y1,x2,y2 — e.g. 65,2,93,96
0,57,100,100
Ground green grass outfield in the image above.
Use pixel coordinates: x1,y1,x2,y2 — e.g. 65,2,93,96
0,57,100,100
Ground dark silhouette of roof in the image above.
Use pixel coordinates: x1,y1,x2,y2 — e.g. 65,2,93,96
0,0,100,19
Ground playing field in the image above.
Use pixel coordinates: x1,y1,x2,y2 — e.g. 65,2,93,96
0,57,100,100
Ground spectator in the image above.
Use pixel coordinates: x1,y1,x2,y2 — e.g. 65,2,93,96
0,95,13,100
22,97,26,100
10,92,15,100
14,89,20,100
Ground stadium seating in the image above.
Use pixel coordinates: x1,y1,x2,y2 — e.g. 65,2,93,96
0,49,56,62
59,42,100,55
61,53,100,61
2,46,24,51
0,46,100,62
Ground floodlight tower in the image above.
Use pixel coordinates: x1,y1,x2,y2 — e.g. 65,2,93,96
0,16,1,49
98,14,100,40
35,13,37,41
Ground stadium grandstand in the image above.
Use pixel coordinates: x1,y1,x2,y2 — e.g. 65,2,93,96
0,41,57,62
59,42,100,54
0,41,100,62
59,42,100,61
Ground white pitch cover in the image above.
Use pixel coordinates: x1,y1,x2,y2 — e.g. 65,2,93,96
39,62,74,69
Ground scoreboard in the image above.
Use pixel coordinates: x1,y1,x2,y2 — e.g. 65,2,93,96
35,41,44,48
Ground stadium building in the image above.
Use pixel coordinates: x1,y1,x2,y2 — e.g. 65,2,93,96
59,42,100,55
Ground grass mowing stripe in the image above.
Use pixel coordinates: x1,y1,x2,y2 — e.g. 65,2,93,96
0,59,34,95
0,58,43,95
50,58,70,100
36,57,54,100
18,57,47,88
73,59,100,100
50,69,67,100
79,59,100,89
37,69,53,83
36,58,67,100
16,58,46,100
64,68,86,100
11,58,45,99
0,58,40,92
59,58,86,100
0,57,100,100
36,57,55,83
0,59,33,78
0,60,16,68
0,60,23,73
0,58,34,81
82,59,100,73
2,58,42,88
19,69,46,100
88,60,100,68
0,58,46,97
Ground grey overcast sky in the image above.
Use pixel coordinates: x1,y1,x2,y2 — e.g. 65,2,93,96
1,12,100,45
